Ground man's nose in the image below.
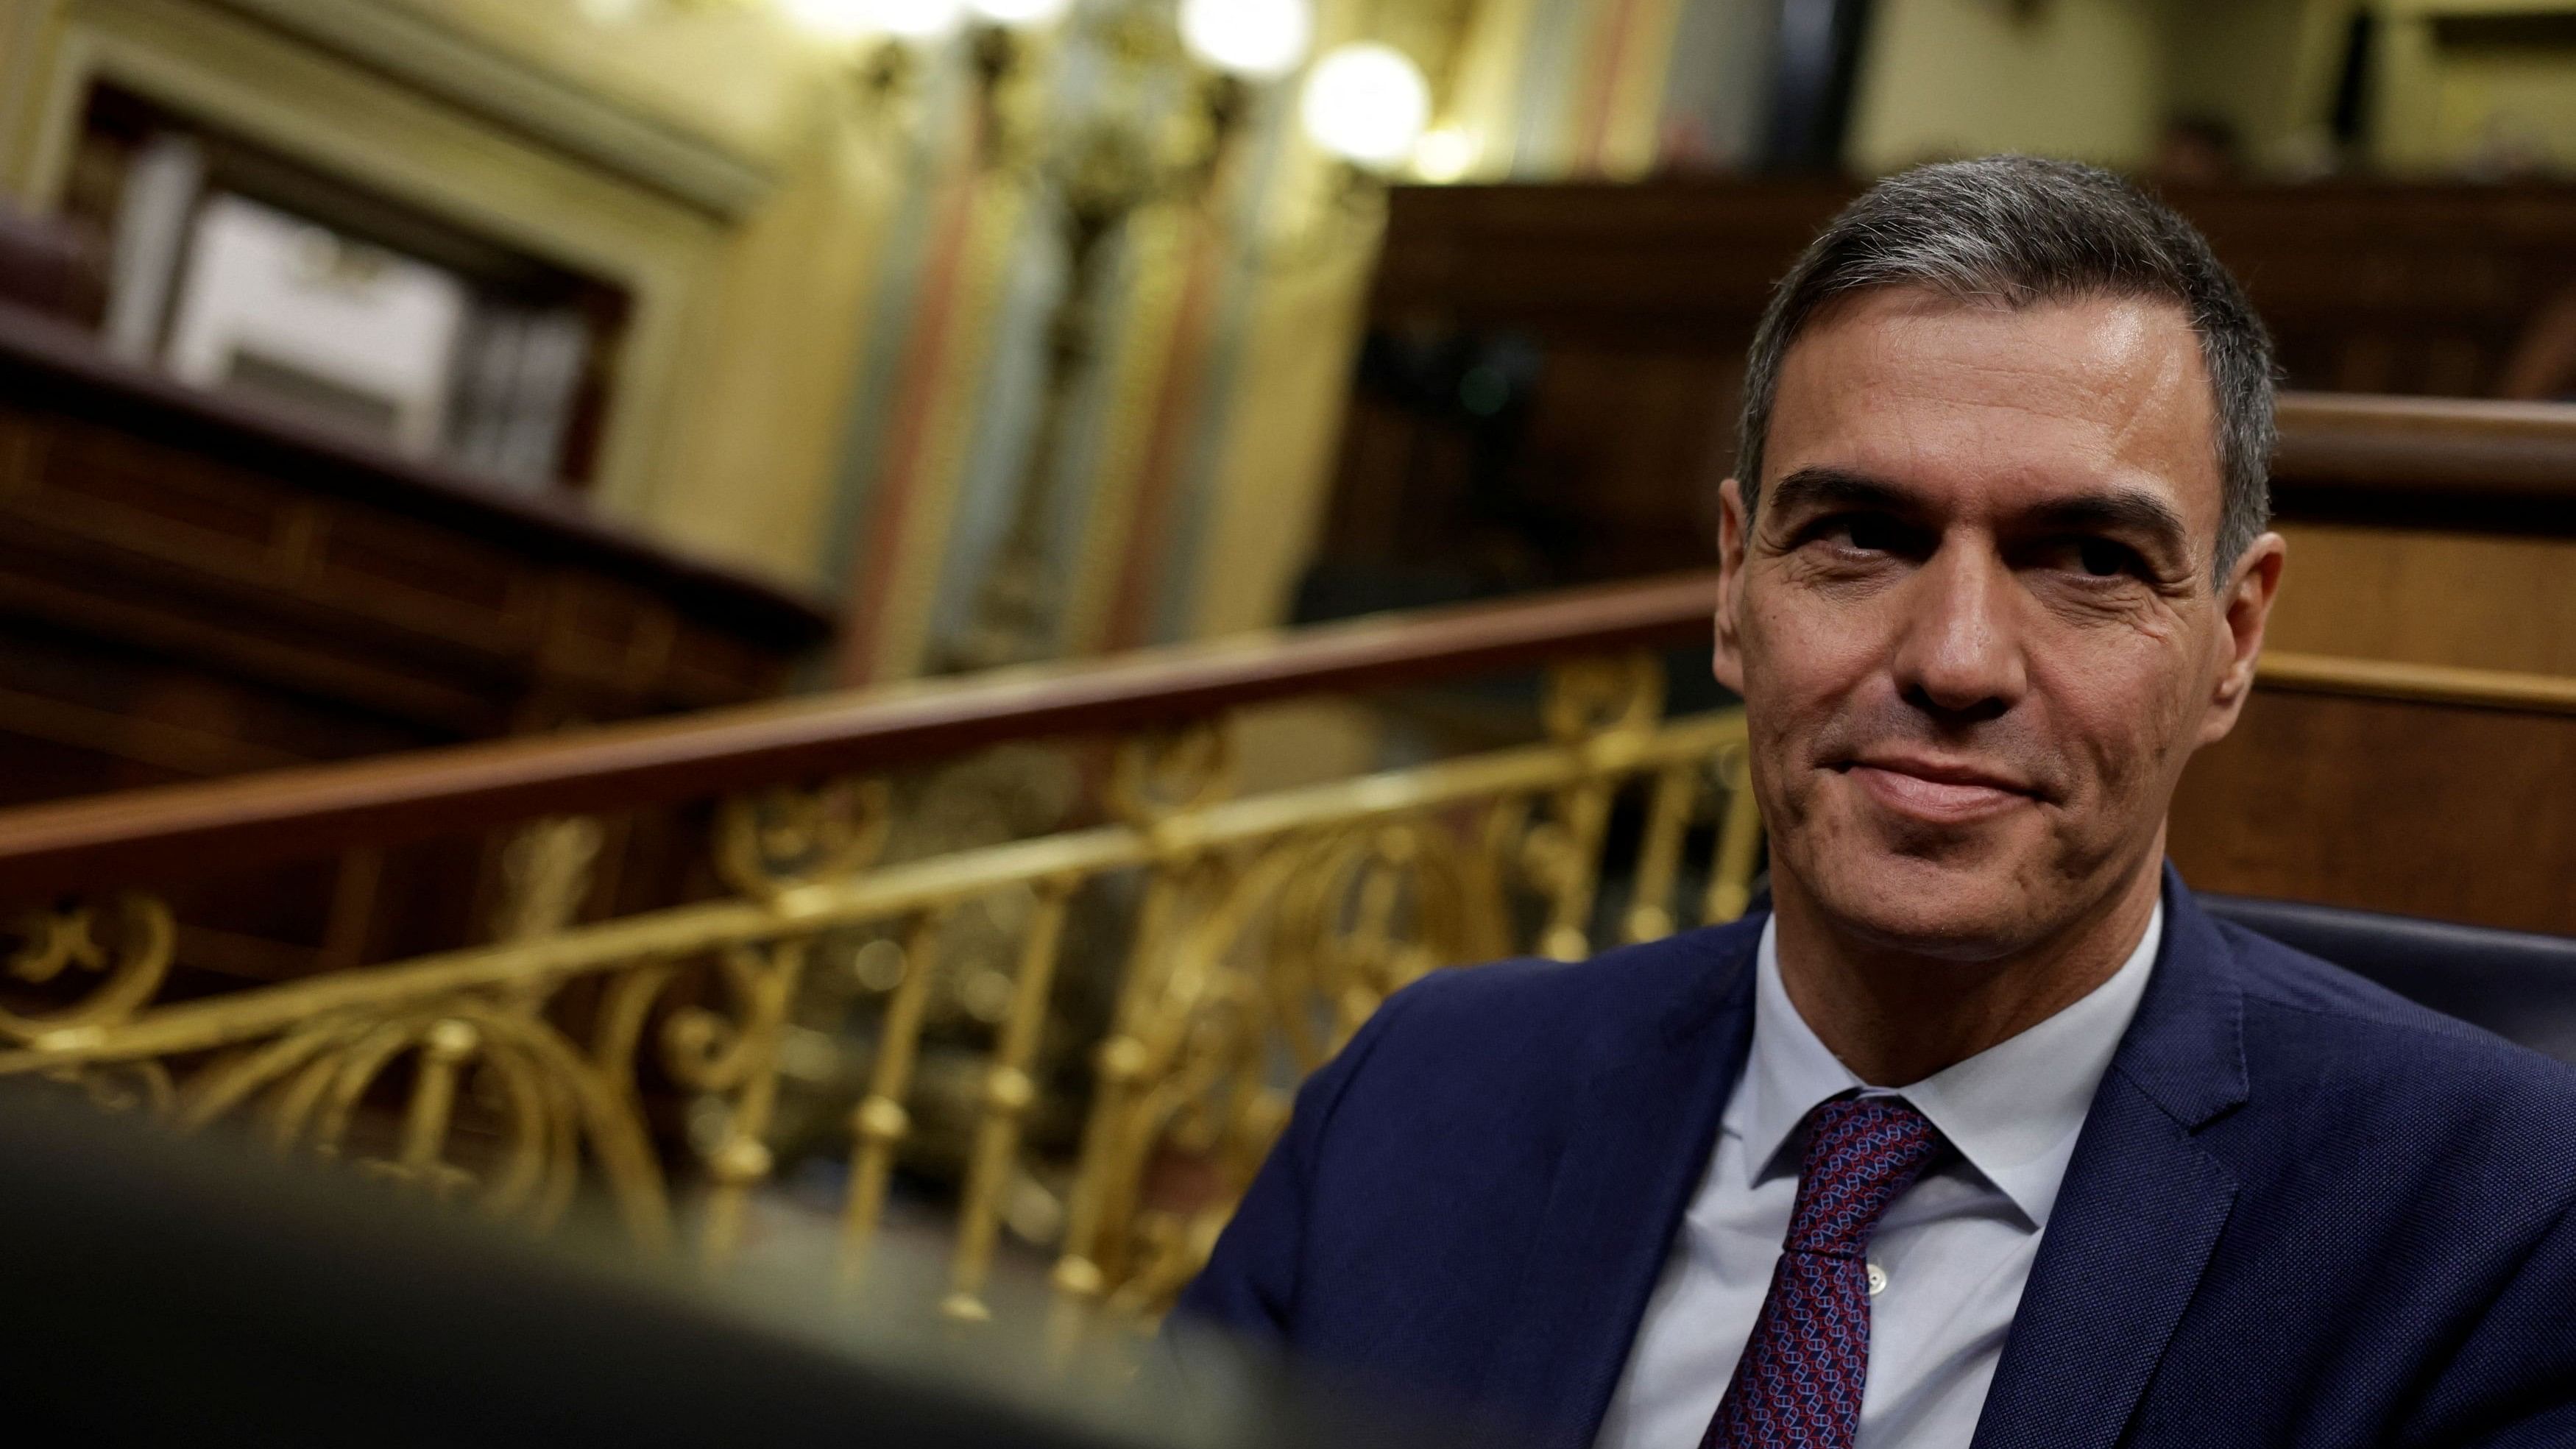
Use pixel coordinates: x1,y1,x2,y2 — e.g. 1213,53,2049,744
1891,544,2026,723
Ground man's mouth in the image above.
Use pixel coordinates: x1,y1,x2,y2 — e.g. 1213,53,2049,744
1838,755,2039,824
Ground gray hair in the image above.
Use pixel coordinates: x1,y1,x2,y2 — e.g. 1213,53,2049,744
1735,155,2276,585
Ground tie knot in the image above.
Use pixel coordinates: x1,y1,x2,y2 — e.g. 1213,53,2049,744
1785,1094,1942,1257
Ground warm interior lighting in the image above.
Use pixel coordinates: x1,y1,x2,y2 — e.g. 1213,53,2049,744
1299,43,1431,171
788,0,965,43
1412,124,1478,183
1178,0,1314,81
776,0,876,38
964,0,1073,26
576,0,651,24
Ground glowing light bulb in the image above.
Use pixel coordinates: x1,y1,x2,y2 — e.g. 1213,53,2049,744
1178,0,1314,81
1412,124,1478,183
1300,43,1431,171
966,0,1072,24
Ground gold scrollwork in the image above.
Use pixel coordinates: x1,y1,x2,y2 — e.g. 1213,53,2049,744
1259,821,1496,1070
1,893,175,1049
1109,723,1234,837
174,996,673,1252
1054,815,1498,1320
718,777,892,899
491,816,604,944
662,938,810,1269
1543,653,1666,756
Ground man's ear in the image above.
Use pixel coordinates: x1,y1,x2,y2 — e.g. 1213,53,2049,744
2196,531,2287,747
1713,477,1749,694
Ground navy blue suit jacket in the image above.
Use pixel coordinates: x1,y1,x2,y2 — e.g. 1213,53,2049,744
1177,871,2576,1447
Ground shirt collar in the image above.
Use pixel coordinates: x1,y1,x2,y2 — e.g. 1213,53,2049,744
1723,902,2162,1230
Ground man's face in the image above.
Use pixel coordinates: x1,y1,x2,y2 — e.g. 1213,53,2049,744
1714,288,2283,959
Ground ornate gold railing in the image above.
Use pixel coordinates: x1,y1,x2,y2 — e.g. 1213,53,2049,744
0,574,1758,1326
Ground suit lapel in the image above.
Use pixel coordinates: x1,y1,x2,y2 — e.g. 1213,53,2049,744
1972,872,2249,1449
1480,927,1760,1449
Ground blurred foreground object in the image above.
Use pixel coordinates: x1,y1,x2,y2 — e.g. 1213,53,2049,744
0,1086,1473,1448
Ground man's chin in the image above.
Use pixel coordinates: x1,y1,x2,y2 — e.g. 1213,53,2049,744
1797,854,2048,962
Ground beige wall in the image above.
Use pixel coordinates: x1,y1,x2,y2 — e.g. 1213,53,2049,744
0,0,884,597
1844,0,2177,173
397,1,893,595
2162,0,2351,168
2374,0,2576,174
1848,0,2576,179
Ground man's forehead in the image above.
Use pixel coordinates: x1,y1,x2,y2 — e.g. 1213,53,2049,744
1763,288,2223,526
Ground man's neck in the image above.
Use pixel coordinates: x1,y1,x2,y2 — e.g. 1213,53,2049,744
1769,855,2165,1087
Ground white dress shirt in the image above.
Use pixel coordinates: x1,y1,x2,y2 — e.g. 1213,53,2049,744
1595,904,2163,1449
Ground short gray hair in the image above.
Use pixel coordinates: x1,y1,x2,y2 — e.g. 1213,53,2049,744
1735,155,2276,584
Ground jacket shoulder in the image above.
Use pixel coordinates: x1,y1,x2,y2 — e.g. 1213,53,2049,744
2221,917,2576,1079
2215,917,2576,1183
1359,917,1761,1084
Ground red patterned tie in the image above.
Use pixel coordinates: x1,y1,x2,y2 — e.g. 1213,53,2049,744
1699,1094,1943,1449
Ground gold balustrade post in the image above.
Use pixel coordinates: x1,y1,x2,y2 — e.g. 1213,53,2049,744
1625,763,1696,943
1703,739,1764,925
1534,654,1665,960
693,937,809,1274
395,1016,478,1182
839,906,952,1287
943,874,1076,1322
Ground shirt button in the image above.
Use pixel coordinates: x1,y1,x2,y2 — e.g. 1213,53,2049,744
1866,1261,1889,1297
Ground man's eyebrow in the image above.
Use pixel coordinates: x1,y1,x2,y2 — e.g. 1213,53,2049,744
2022,491,2193,555
1761,468,1924,519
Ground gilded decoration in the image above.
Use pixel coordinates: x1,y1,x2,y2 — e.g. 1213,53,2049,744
0,657,1762,1328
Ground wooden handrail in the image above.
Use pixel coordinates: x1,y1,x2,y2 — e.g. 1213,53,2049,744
2274,394,2576,501
0,572,1722,893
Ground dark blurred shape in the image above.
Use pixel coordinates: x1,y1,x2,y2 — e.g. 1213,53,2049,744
1762,0,1878,173
2201,896,2576,1064
2329,10,2377,159
0,202,107,323
2150,116,2243,188
0,1089,1464,1448
2429,12,2576,52
2500,285,2576,400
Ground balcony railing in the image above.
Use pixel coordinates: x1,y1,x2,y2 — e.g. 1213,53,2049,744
0,570,1757,1325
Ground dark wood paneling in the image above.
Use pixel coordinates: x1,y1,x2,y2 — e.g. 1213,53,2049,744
2172,684,2576,935
0,300,837,982
0,301,836,815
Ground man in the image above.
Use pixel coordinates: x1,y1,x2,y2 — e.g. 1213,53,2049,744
1175,158,2576,1448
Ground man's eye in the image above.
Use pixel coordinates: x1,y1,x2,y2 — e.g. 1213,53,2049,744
1823,516,1904,553
2074,539,2139,578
